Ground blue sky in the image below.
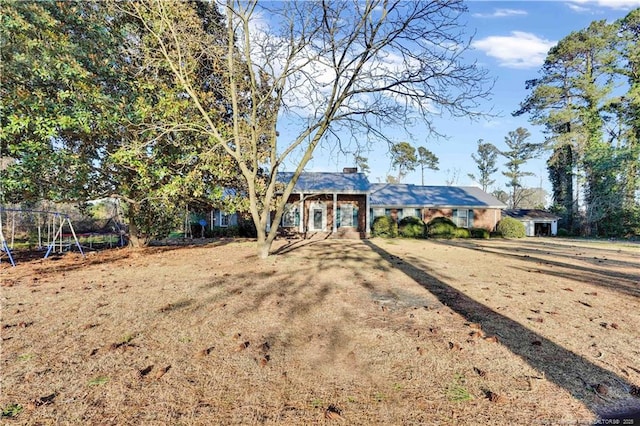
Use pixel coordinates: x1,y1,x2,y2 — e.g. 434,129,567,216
300,0,640,198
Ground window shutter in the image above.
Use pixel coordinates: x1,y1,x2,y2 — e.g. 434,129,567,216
469,210,474,228
353,206,358,227
336,207,341,228
452,209,458,227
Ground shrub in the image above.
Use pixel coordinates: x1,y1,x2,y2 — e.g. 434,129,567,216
470,227,490,239
496,217,526,238
205,226,240,238
372,216,398,238
427,216,457,238
454,228,470,238
398,216,426,238
238,220,257,238
557,228,569,237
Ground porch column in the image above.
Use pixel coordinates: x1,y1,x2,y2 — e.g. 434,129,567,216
299,193,304,233
365,193,370,234
332,193,337,233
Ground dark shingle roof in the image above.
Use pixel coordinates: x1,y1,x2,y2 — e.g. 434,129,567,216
277,172,369,193
504,209,561,221
276,173,506,207
369,184,506,208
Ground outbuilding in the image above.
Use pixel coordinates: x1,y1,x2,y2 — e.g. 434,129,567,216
503,209,561,237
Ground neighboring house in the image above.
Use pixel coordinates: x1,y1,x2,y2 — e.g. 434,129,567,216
275,169,506,237
369,183,505,232
209,209,238,228
504,209,561,237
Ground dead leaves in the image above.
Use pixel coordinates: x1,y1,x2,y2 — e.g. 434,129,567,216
231,336,273,367
485,390,506,404
324,404,344,421
448,342,463,351
468,330,485,339
473,367,487,378
484,336,499,344
234,341,250,352
26,393,56,410
195,346,215,359
138,365,154,377
592,383,608,396
155,365,171,379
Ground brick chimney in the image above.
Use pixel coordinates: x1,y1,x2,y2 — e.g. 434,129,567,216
343,167,357,174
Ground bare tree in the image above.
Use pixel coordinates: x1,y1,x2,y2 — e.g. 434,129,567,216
445,168,461,186
125,0,491,257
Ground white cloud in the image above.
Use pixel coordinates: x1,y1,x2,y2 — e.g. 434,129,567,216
567,3,592,12
472,9,528,18
567,0,640,10
472,31,556,69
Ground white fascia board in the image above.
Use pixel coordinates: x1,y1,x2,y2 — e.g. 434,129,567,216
371,204,505,209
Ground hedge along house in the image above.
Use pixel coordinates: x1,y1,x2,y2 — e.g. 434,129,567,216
503,209,561,237
276,169,371,238
369,183,506,231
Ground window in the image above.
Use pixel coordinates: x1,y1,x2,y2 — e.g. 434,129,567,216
339,204,359,228
452,209,474,228
340,204,353,227
281,203,299,227
404,208,421,219
220,212,230,227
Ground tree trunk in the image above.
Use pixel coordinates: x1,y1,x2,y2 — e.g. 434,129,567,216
257,238,271,259
126,208,148,248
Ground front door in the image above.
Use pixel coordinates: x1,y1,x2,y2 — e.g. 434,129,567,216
308,202,326,231
313,209,323,230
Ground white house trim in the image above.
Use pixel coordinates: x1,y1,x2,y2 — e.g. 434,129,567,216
299,193,304,233
309,201,327,232
332,193,338,233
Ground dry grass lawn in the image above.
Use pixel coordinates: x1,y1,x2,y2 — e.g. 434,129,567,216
1,237,639,425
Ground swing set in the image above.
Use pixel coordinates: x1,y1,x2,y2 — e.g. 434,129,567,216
0,208,85,267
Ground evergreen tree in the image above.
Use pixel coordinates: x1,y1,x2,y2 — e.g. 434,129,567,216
500,128,543,209
390,142,418,183
467,139,498,192
417,146,439,186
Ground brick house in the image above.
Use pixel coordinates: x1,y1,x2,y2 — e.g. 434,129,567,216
369,183,505,232
274,169,506,237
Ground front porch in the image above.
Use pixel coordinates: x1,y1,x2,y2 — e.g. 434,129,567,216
276,192,370,239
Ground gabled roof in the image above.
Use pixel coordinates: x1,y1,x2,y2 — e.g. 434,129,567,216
369,183,506,208
277,172,369,193
504,209,561,221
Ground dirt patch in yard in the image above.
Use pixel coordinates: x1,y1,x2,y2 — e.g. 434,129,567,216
1,237,639,424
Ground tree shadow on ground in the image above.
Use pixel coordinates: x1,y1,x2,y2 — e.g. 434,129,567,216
433,239,640,298
363,239,640,418
1,238,240,275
